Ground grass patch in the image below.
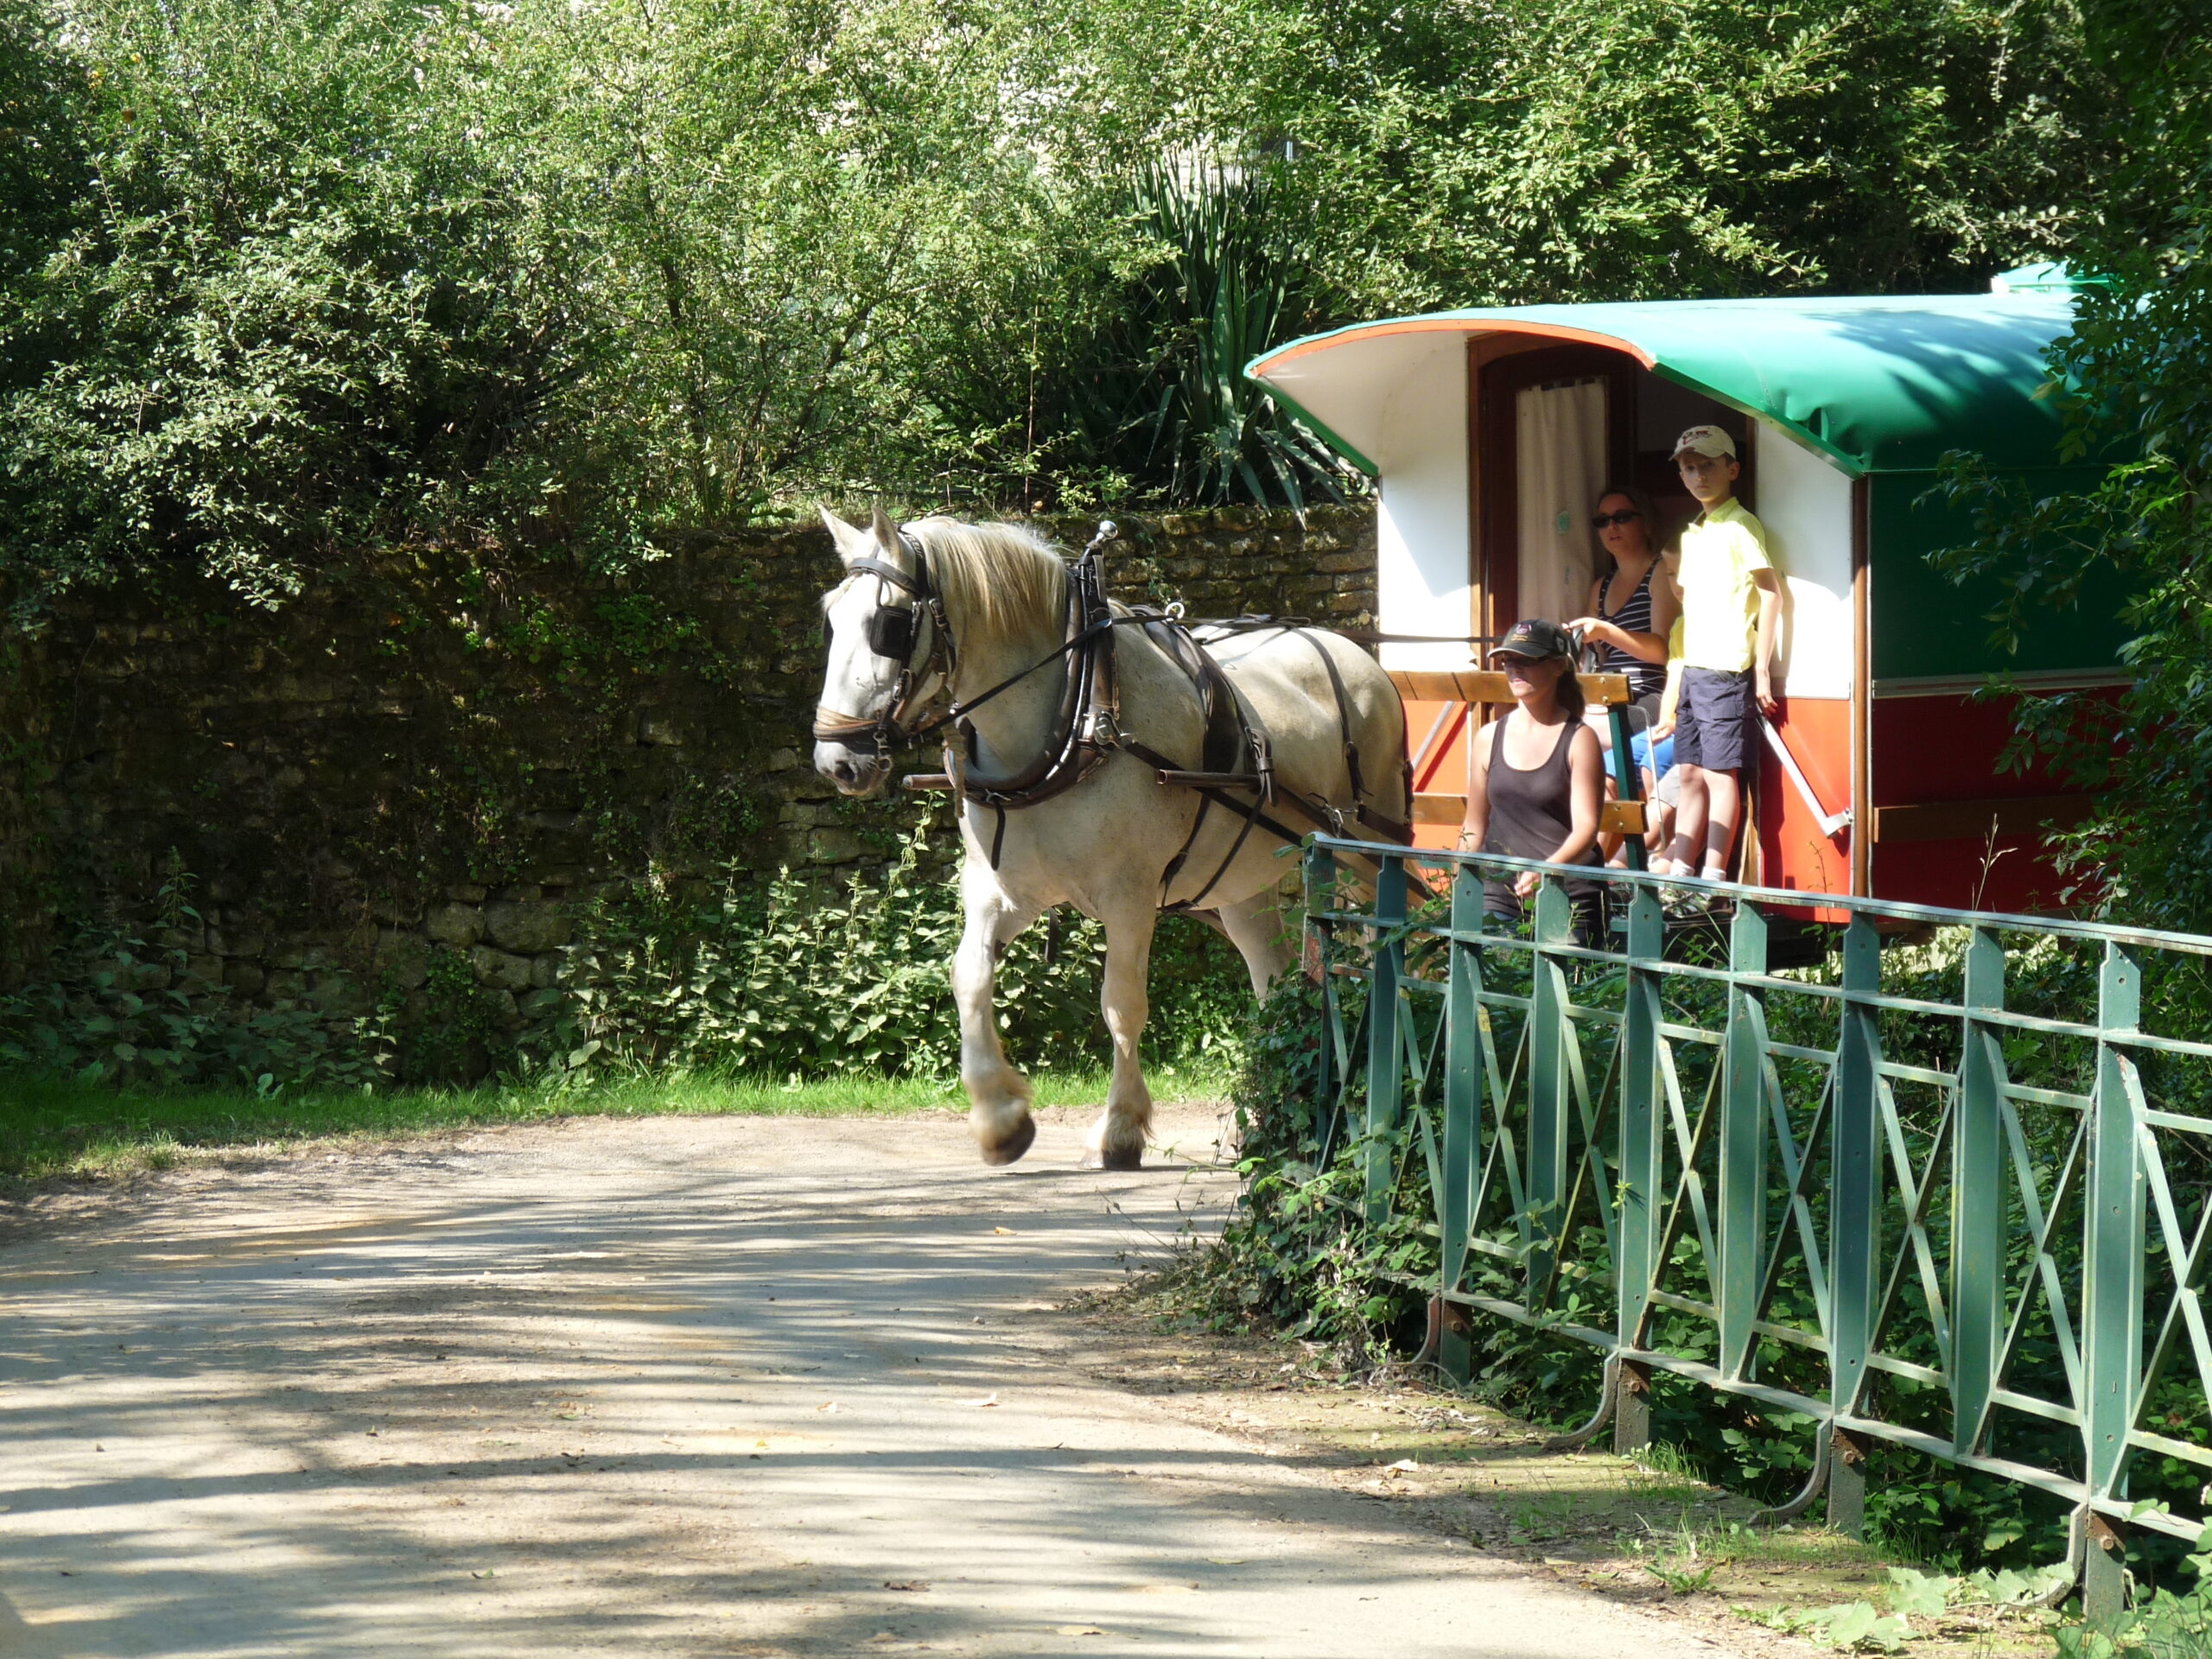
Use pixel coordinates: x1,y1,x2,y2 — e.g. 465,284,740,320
0,1057,1236,1183
1079,1270,2063,1657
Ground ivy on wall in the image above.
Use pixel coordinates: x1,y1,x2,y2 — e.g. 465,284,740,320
0,507,1375,1082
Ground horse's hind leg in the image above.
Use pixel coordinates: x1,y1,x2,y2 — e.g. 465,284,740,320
1084,894,1158,1171
953,869,1040,1166
1216,887,1296,998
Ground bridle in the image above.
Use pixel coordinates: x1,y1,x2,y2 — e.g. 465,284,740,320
810,531,958,756
810,524,1119,760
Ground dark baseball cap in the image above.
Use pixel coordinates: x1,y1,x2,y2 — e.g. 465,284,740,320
1489,619,1575,662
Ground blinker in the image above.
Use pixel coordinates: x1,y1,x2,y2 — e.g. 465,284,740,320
868,602,918,662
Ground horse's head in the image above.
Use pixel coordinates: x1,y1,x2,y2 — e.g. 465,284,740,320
813,505,940,797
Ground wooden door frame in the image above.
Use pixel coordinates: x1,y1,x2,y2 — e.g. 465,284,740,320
1849,476,1872,896
1472,345,1637,641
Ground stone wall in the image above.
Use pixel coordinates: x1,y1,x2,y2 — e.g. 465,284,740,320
0,507,1376,1031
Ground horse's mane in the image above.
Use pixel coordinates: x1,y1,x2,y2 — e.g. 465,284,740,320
906,517,1070,651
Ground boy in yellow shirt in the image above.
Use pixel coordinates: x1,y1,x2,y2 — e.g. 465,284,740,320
1662,425,1779,892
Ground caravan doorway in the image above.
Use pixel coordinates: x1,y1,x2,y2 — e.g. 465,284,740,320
1403,342,1756,853
1472,344,1750,641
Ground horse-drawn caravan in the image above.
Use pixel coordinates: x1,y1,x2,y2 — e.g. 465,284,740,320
810,270,2133,1165
1244,265,2130,914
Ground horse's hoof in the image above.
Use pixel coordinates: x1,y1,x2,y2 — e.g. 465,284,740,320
1081,1144,1143,1172
979,1115,1037,1166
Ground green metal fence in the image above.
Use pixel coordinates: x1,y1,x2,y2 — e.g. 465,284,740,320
1303,836,2212,1615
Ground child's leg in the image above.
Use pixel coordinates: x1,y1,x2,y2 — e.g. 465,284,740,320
1669,768,1709,874
1700,767,1741,880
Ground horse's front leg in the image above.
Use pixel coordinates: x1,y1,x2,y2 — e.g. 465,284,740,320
1084,895,1158,1171
953,870,1041,1166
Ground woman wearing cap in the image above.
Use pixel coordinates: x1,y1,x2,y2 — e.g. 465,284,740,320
1566,484,1676,729
1457,620,1606,943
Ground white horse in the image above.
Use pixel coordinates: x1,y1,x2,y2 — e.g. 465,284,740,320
812,508,1408,1168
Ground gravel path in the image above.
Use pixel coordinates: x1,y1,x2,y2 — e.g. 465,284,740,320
0,1109,1746,1657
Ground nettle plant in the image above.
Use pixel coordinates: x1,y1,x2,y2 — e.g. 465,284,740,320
0,856,385,1094
528,821,1255,1084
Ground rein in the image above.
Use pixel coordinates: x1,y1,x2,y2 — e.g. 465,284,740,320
812,519,1412,885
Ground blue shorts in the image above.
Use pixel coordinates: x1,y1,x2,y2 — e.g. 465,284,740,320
1630,728,1676,779
1675,667,1755,772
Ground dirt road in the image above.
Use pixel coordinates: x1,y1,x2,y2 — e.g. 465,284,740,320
0,1108,1747,1657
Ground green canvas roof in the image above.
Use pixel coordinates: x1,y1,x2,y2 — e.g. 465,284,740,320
1245,290,2080,477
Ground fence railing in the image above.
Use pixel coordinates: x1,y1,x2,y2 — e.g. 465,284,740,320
1302,836,2212,1616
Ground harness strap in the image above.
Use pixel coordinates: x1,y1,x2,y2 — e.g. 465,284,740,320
1124,734,1312,893
845,554,923,595
823,543,1414,881
1286,626,1416,844
1292,627,1369,805
1155,790,1212,904
1178,786,1262,912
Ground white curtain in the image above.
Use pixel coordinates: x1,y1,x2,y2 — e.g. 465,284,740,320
1515,378,1608,630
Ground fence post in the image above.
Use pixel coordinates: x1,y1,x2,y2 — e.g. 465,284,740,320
1827,913,1882,1535
1719,900,1770,1381
1606,701,1648,874
1438,860,1484,1383
1363,852,1408,1229
1614,881,1664,1453
2086,1515,2130,1630
1526,875,1574,1300
1305,842,1341,1164
2082,941,2144,1624
1953,926,2007,1455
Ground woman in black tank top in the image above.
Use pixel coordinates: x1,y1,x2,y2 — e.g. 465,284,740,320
1457,620,1607,944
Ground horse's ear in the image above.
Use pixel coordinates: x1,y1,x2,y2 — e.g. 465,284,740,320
870,503,902,558
821,507,870,569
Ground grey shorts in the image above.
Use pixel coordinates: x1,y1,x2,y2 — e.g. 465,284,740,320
1675,667,1755,772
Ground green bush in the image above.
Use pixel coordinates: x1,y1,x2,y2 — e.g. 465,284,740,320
0,0,2127,601
0,826,1261,1096
1008,159,1361,512
1179,973,1437,1362
2055,1526,2212,1657
0,861,386,1094
528,822,1254,1084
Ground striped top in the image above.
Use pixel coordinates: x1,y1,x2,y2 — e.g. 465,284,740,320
1595,563,1667,697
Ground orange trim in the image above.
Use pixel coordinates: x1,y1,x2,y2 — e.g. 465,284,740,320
1253,318,1660,378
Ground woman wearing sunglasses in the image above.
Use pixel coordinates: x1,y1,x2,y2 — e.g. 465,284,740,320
1457,619,1607,946
1566,484,1678,728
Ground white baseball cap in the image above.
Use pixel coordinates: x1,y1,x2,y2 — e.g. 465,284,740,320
1671,424,1738,461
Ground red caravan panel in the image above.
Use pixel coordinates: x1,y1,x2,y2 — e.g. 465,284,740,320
1870,691,2099,912
1754,699,1853,921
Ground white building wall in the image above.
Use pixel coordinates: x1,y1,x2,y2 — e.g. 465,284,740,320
1372,337,1473,671
1754,424,1856,699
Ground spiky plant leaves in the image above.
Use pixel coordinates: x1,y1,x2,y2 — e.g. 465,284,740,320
1044,156,1359,510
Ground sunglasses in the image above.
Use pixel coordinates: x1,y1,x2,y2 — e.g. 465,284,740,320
1590,509,1643,530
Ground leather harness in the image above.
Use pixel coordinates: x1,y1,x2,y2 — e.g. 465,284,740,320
810,526,1414,906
